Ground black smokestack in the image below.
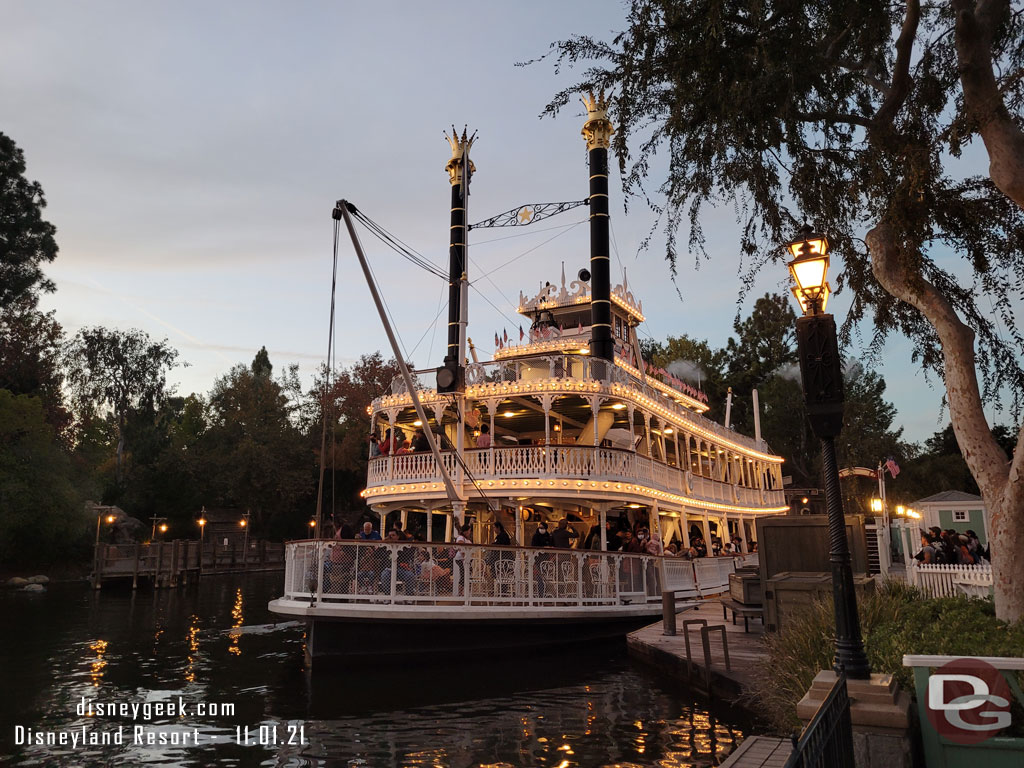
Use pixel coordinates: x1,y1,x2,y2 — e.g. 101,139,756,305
582,93,614,363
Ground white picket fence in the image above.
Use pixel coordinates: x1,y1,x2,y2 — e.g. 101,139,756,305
906,563,993,598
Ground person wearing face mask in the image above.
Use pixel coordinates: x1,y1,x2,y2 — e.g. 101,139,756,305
531,522,553,548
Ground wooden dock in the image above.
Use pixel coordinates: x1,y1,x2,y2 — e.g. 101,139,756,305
627,597,768,700
91,540,284,589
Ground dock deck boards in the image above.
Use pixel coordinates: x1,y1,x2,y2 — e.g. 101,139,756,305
627,597,768,697
719,735,792,767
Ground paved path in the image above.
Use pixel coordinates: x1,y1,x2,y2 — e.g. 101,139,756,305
627,597,768,699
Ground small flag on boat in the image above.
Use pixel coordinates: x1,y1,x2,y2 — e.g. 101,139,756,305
503,329,508,344
494,332,499,348
519,325,524,341
885,456,901,478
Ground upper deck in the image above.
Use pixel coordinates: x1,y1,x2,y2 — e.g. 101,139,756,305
366,353,786,516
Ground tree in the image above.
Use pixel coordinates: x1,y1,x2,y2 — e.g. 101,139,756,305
307,352,403,513
0,297,69,438
537,1,1024,620
0,132,58,310
197,351,312,535
0,391,86,566
65,327,181,486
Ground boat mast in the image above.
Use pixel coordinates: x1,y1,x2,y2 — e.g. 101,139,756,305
336,201,464,507
582,92,615,366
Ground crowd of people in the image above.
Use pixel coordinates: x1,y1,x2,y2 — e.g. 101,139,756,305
915,526,989,565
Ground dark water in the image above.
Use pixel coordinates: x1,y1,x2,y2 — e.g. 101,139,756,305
0,573,753,767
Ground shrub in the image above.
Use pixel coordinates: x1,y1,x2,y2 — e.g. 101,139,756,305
747,580,1024,734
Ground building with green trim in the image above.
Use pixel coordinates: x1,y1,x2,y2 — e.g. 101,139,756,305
912,490,988,546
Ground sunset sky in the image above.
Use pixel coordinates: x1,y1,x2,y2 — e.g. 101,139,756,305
2,1,1013,446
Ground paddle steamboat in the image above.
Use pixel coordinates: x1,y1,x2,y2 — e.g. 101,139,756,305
269,94,787,662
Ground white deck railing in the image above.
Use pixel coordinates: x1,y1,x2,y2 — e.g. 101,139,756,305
367,446,784,509
282,540,750,609
906,563,993,598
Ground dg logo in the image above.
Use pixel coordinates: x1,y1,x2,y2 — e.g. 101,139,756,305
926,658,1013,745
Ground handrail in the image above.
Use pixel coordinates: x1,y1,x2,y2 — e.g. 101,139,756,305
366,444,785,509
784,672,853,768
281,539,742,608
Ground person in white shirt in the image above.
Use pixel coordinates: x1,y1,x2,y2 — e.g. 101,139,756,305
453,524,472,596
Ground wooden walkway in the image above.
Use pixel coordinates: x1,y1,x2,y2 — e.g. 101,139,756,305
720,736,792,767
91,540,284,589
627,597,768,700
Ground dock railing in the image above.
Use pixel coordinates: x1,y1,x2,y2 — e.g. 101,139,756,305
784,672,854,768
283,540,748,609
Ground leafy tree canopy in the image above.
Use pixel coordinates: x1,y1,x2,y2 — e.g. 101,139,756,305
533,0,1024,407
65,327,181,484
0,132,58,310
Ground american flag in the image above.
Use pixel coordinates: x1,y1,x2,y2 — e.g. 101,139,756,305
494,332,499,348
885,456,901,478
519,325,524,341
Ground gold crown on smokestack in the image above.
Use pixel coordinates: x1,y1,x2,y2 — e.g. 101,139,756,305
444,125,477,186
581,90,614,150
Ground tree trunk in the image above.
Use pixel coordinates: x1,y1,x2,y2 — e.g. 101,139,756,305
988,478,1024,620
116,413,125,486
867,221,1023,622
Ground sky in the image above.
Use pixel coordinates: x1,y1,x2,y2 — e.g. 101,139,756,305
1,1,1014,447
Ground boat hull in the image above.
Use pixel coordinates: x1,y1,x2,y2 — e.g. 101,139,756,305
269,597,663,662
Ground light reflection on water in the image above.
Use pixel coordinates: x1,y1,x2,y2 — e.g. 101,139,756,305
0,573,752,767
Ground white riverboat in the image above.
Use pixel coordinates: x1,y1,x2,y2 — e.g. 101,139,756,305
269,95,786,662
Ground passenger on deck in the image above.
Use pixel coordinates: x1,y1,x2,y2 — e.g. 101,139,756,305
664,543,679,556
368,434,380,458
531,522,553,548
530,522,553,596
452,524,472,597
584,524,603,550
492,521,512,546
476,423,491,448
381,530,416,593
394,439,413,455
412,429,430,452
637,528,660,555
603,520,623,552
391,521,412,541
692,536,708,558
356,522,382,541
551,519,574,548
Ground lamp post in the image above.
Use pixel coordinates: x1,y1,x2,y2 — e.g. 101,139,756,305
240,511,250,570
92,512,116,588
150,516,167,541
197,509,207,576
786,224,871,680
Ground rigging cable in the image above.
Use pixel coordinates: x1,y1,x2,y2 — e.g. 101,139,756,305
474,219,587,282
315,217,341,532
349,206,448,280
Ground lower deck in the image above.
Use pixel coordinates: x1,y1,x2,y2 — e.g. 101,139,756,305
269,539,758,659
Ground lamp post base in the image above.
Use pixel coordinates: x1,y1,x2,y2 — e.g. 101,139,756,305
798,671,914,768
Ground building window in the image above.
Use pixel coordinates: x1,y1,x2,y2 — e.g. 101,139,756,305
953,510,967,522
